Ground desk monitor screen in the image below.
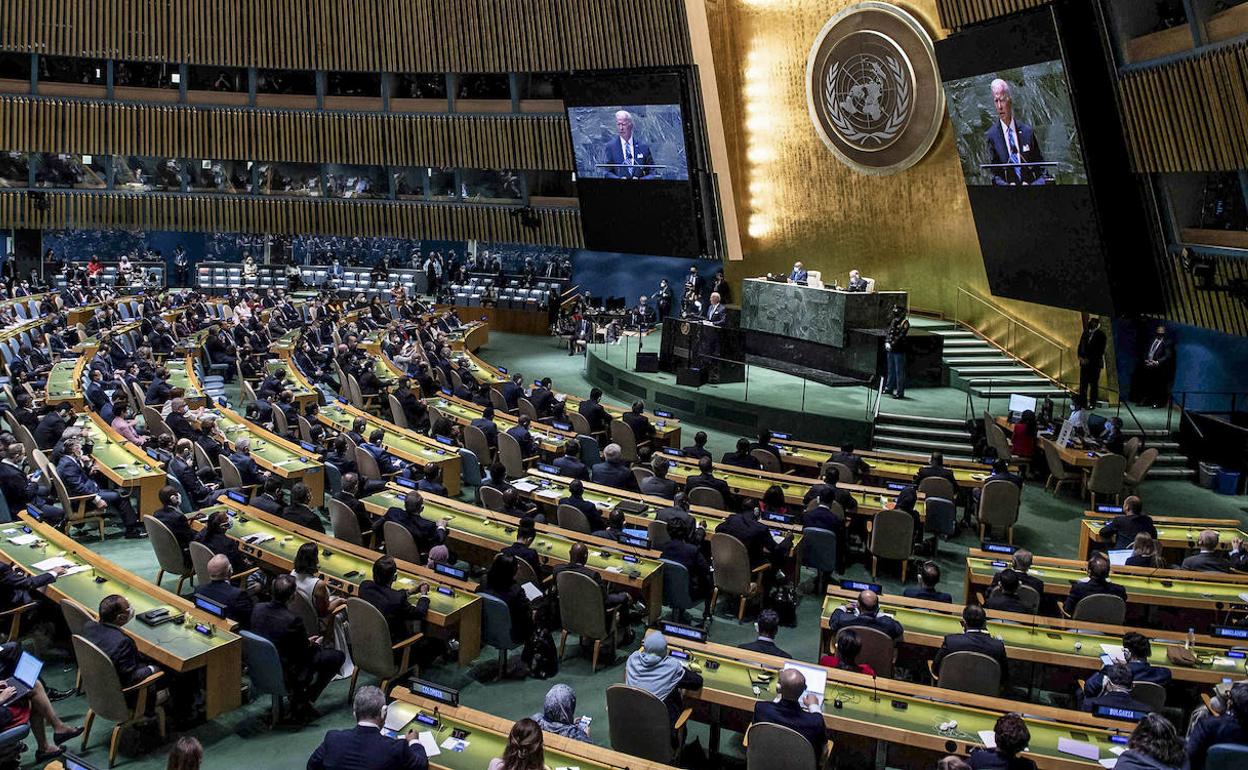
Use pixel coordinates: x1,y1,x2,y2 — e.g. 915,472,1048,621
195,596,227,618
1107,549,1133,567
433,562,466,581
1008,394,1037,418
840,579,882,594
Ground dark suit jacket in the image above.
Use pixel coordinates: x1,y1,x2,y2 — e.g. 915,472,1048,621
1185,713,1247,770
282,504,325,534
984,591,1031,614
639,475,677,499
803,505,843,533
307,724,429,770
902,586,953,604
682,445,712,461
686,472,733,508
34,412,68,450
0,563,55,612
1083,659,1170,704
590,460,636,491
506,426,536,457
1064,577,1127,616
501,382,523,411
752,699,827,760
552,455,590,481
0,462,39,513
1078,328,1107,364
1083,689,1152,715
373,507,441,553
934,630,1009,686
660,539,710,598
250,600,316,682
250,493,283,516
82,620,153,687
171,456,212,507
578,399,610,434
739,637,791,659
55,454,99,496
1180,551,1232,573
1098,514,1158,550
622,412,655,443
826,608,903,641
721,451,761,470
154,505,195,555
558,495,604,532
165,411,196,441
229,451,264,487
602,138,654,179
984,120,1047,185
967,748,1037,770
915,465,959,493
358,580,429,642
469,418,498,449
194,579,255,627
715,512,789,568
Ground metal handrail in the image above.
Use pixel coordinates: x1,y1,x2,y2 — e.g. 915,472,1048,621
954,286,1071,388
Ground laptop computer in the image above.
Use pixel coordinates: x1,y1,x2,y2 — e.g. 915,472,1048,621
2,651,43,704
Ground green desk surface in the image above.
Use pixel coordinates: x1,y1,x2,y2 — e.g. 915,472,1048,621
775,444,987,483
0,318,42,344
430,397,570,449
263,359,316,399
272,329,301,352
77,321,141,350
362,489,661,581
82,416,164,482
0,524,235,660
164,360,206,401
204,505,474,618
665,463,899,511
1081,518,1248,547
966,558,1248,604
210,408,318,473
45,359,80,402
819,596,1248,679
320,403,456,465
668,639,1124,765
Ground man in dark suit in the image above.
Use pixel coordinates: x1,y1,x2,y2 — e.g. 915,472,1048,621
705,292,727,327
739,609,791,658
988,549,1050,613
34,403,74,450
984,569,1033,614
686,455,734,509
228,438,266,487
1097,496,1157,550
553,543,630,619
845,269,869,292
787,262,808,284
828,442,870,481
984,78,1047,186
501,374,524,412
164,398,196,441
590,443,636,491
826,589,903,641
1063,553,1127,616
1134,324,1175,408
250,476,285,516
752,668,828,762
932,604,1009,688
529,378,556,418
469,405,499,452
801,465,858,516
152,485,195,559
1080,662,1152,715
1077,317,1107,407
578,389,610,435
501,519,546,580
1181,530,1233,573
1080,632,1171,709
56,437,143,538
622,401,655,446
602,110,654,179
193,554,255,628
559,480,605,532
251,575,345,720
307,685,429,770
552,441,590,481
682,431,712,460
803,488,844,533
395,378,428,431
372,492,446,555
902,562,953,603
715,508,793,571
170,440,216,509
506,415,538,458
721,438,761,470
1186,682,1248,770
144,369,173,406
639,456,677,499
915,452,958,495
84,369,109,413
414,463,448,496
83,595,159,688
358,556,430,642
0,559,64,613
568,315,593,356
0,443,57,523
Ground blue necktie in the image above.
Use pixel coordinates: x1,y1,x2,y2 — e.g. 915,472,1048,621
1006,128,1022,181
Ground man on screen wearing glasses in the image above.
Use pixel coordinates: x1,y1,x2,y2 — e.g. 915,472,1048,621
984,78,1048,186
603,110,655,179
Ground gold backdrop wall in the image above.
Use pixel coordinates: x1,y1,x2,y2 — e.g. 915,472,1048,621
702,0,1086,365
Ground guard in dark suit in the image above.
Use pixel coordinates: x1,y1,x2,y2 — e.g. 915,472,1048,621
578,389,610,435
358,556,430,642
1097,496,1157,550
307,686,429,770
1063,554,1127,617
738,610,791,658
933,604,1009,688
984,80,1047,185
1134,324,1175,408
193,554,255,628
82,596,158,688
1077,318,1107,406
250,575,345,719
751,668,828,761
826,590,903,641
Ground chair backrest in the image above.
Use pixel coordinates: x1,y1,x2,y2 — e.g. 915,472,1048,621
1087,454,1127,495
577,434,602,466
1013,584,1042,613
240,379,258,406
660,558,694,613
1127,448,1159,486
631,467,655,488
937,650,1001,696
60,599,92,636
1073,593,1126,625
800,527,839,573
477,591,518,651
923,497,957,537
751,449,781,473
514,557,539,587
985,422,1013,460
517,398,539,422
383,521,421,563
479,485,506,512
489,389,509,414
688,485,725,510
71,635,132,722
1122,436,1140,467
917,475,955,500
219,454,244,489
354,445,383,481
746,722,818,770
837,625,895,677
458,447,482,487
710,532,751,595
191,441,214,474
557,569,610,640
605,684,676,763
1206,743,1248,770
979,480,1021,528
569,411,592,436
323,460,342,497
144,515,191,578
1043,439,1068,478
498,430,526,478
271,405,289,436
609,421,638,462
29,448,51,478
868,508,914,561
648,518,671,550
288,588,321,636
388,394,409,429
463,424,491,464
240,630,288,698
189,541,216,585
824,460,855,484
297,415,315,443
556,503,592,534
328,498,364,545
346,597,400,680
1131,680,1166,711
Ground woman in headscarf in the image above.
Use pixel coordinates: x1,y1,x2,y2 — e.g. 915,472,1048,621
531,684,590,743
625,631,703,731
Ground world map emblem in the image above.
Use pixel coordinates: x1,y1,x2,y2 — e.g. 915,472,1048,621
806,2,945,175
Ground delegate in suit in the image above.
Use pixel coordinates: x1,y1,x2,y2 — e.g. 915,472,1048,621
602,111,654,179
984,79,1047,186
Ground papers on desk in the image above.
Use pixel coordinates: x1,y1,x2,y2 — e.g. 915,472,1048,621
977,730,996,748
781,663,826,709
384,708,410,733
1058,737,1100,760
521,582,543,601
536,489,561,501
242,533,275,545
1099,760,1117,769
1100,645,1126,664
32,556,75,572
1107,549,1132,566
61,565,91,577
771,533,786,545
7,534,39,546
1239,593,1248,604
512,480,538,493
439,736,468,752
604,566,623,574
414,732,441,757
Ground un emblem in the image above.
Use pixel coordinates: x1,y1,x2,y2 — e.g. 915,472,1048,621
806,2,944,175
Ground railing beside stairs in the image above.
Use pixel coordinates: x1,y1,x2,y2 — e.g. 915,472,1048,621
953,286,1073,391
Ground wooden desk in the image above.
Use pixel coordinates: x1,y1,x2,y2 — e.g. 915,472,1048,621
81,412,167,517
1077,512,1248,561
361,485,664,624
262,358,318,412
664,633,1131,769
995,416,1107,469
44,357,85,408
771,435,1005,488
429,393,575,455
204,499,482,666
0,513,242,719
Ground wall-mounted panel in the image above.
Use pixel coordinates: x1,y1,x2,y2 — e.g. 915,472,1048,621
935,0,1052,30
1154,251,1248,337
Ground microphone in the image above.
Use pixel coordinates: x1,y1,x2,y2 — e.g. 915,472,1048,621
870,673,880,702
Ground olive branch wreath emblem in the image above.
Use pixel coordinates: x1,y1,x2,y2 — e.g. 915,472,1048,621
823,54,910,146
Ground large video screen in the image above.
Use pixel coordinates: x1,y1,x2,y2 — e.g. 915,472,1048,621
567,105,689,181
944,61,1087,187
562,73,702,258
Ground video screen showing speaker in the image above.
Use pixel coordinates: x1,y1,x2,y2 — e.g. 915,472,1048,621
563,73,702,258
934,4,1158,316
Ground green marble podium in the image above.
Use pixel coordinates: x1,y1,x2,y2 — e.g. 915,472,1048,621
740,278,905,347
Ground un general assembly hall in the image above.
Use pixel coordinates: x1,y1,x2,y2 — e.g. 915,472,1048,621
0,1,1247,769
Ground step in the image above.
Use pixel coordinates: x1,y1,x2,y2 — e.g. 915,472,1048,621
943,340,996,351
932,329,976,339
874,437,977,456
873,432,974,450
945,355,1014,365
949,366,1038,376
1151,468,1195,480
965,376,1054,386
1153,455,1189,466
874,423,973,441
876,412,969,429
971,385,1069,398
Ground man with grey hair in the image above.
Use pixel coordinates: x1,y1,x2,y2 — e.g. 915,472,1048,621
164,396,195,440
192,554,254,627
1180,530,1232,572
984,77,1046,186
307,685,428,770
227,436,265,487
603,109,654,179
752,667,827,760
639,455,677,499
53,437,143,537
591,442,636,491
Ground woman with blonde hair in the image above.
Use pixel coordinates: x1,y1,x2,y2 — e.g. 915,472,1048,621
1125,532,1166,568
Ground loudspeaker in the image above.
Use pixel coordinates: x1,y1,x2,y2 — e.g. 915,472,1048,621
635,352,659,373
677,367,707,387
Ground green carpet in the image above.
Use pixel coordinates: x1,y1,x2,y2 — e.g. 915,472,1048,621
27,331,1245,769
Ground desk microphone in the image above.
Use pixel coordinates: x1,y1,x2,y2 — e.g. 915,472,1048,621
870,673,880,703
